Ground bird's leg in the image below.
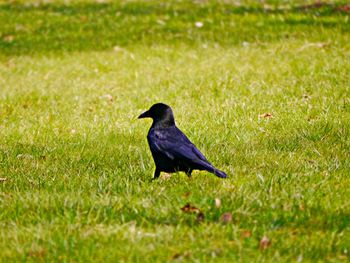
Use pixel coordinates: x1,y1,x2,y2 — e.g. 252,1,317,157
153,168,161,180
186,169,193,178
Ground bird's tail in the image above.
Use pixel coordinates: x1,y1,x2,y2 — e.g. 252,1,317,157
197,160,227,178
211,168,227,178
203,163,227,178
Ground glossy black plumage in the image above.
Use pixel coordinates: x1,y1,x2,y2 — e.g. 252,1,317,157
138,103,227,179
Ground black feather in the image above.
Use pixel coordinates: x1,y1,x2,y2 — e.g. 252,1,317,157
139,103,227,179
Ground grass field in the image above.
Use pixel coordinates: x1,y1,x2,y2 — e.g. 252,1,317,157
1,0,350,262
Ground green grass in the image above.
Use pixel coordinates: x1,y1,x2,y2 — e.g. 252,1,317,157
1,0,350,262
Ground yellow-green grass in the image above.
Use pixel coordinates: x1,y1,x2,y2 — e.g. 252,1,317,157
0,0,350,262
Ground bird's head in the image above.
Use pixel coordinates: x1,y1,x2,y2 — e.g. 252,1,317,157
138,103,175,126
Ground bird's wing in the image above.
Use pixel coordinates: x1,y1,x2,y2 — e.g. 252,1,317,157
149,127,212,167
174,128,210,162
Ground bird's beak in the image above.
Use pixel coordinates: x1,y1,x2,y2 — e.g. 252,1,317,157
138,110,150,119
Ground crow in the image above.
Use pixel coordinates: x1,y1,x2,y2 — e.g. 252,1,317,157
138,103,227,179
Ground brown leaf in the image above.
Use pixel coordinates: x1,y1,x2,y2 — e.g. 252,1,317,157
196,212,205,223
172,251,191,260
182,192,191,198
215,198,221,208
181,203,200,214
291,229,298,236
80,15,88,22
3,35,15,43
337,5,350,13
0,178,7,182
172,253,181,260
241,230,252,238
220,212,232,223
307,115,317,122
28,248,46,258
259,236,271,250
259,113,273,119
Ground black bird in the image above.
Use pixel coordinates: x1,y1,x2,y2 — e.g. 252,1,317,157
138,103,227,179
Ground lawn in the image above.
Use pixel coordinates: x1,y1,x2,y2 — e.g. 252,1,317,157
0,0,350,262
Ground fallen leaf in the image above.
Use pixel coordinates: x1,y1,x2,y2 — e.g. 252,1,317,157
337,5,350,13
172,251,191,260
259,113,273,119
241,230,252,238
196,212,205,223
3,35,15,43
80,15,88,22
302,94,311,100
172,253,181,260
182,192,191,198
220,212,232,223
307,115,317,122
0,178,7,182
181,203,200,213
28,248,46,258
215,198,221,208
259,236,271,250
290,229,298,236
